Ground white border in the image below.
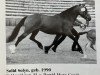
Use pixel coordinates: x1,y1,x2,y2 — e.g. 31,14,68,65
0,0,6,75
0,0,100,75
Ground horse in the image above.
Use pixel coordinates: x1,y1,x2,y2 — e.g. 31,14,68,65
6,4,91,54
82,29,96,58
44,19,89,53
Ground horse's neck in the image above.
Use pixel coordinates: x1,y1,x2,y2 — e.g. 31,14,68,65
60,8,78,23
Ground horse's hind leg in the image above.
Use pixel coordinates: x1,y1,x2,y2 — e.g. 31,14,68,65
9,27,38,54
30,30,43,49
9,31,32,54
15,32,31,47
51,35,66,52
44,35,61,54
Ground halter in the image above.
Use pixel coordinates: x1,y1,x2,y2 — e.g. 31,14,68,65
78,4,91,22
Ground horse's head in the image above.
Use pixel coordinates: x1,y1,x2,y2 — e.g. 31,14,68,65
75,4,91,22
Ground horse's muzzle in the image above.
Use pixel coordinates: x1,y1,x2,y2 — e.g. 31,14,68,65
86,14,91,21
86,17,91,21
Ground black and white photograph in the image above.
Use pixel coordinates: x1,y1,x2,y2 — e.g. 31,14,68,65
6,0,96,64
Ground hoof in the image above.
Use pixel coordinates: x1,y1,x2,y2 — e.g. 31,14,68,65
44,46,50,50
45,50,48,54
72,47,83,54
52,47,56,52
44,46,50,54
72,47,78,51
39,45,43,50
79,50,83,54
8,45,16,54
81,54,87,58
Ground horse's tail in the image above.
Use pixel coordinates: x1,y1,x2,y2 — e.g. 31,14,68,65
78,31,88,35
6,16,27,43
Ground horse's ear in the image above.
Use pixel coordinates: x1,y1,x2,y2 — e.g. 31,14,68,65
82,4,85,7
79,4,85,7
79,4,81,6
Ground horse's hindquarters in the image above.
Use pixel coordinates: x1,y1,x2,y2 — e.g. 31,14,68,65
24,14,41,32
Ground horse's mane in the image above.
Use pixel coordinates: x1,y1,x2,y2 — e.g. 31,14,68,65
59,5,78,18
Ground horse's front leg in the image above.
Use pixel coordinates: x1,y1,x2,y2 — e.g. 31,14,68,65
68,33,83,54
51,28,80,53
71,28,80,51
51,28,79,52
44,34,61,54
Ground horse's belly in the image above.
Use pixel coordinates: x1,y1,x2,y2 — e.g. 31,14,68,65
40,27,62,34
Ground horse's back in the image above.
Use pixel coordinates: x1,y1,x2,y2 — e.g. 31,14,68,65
40,15,64,34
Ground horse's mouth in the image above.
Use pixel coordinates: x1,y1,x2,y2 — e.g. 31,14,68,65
86,17,91,21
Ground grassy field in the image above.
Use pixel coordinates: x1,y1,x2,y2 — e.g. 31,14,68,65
6,26,96,64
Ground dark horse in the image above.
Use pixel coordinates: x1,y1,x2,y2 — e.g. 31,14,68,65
6,4,91,54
